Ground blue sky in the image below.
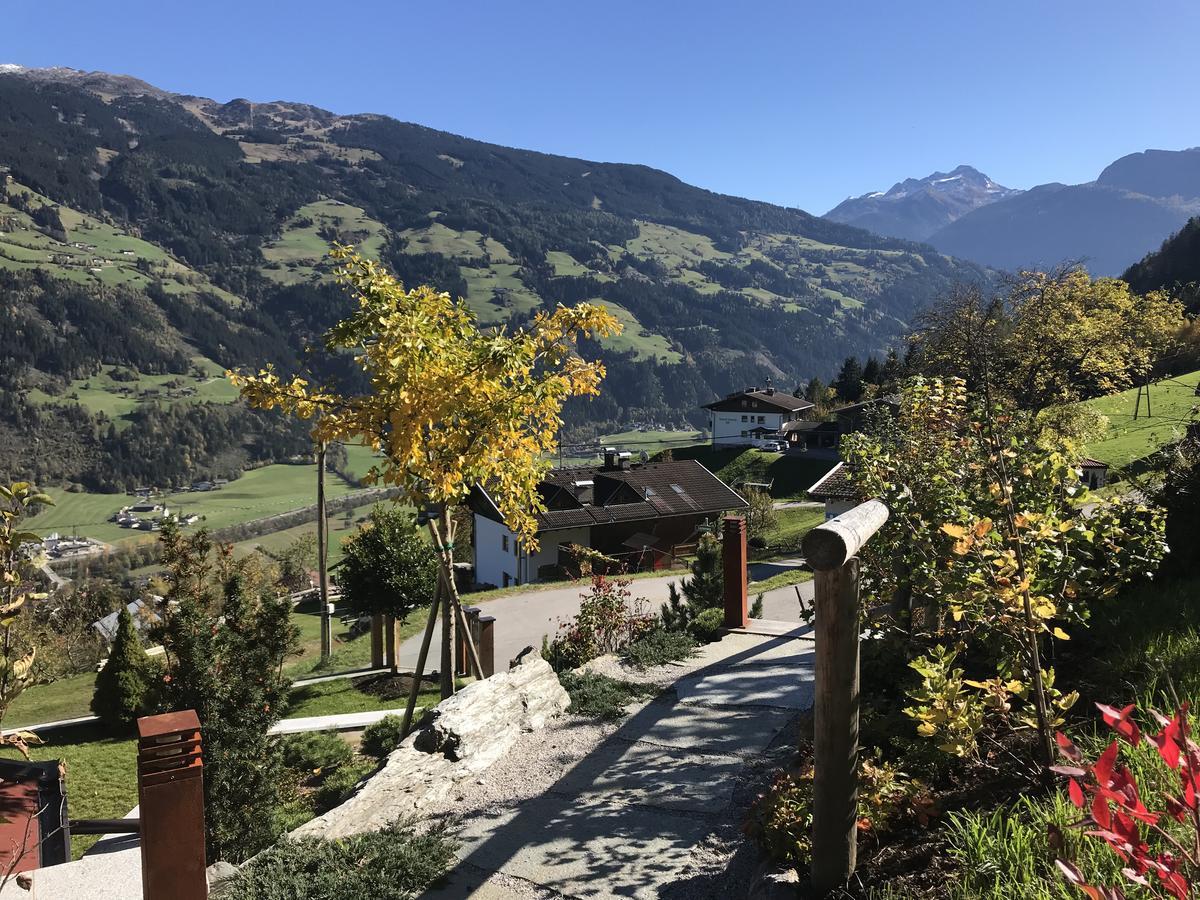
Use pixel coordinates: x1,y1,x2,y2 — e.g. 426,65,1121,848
9,1,1199,213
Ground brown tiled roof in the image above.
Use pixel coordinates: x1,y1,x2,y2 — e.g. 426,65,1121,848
807,462,861,501
1078,458,1108,468
514,459,747,532
702,389,814,414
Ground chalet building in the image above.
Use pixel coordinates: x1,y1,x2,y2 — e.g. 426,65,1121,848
807,462,862,520
470,450,748,587
702,385,813,446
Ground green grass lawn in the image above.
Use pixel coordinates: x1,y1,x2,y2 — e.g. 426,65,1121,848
1079,369,1200,470
31,463,368,546
665,445,838,500
593,302,682,363
261,199,387,283
762,505,826,554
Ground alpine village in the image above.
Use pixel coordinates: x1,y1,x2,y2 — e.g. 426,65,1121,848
1,6,1200,899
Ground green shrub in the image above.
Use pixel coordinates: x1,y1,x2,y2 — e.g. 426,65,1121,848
226,820,457,900
360,715,406,760
620,628,696,670
281,731,353,775
559,671,656,720
91,606,159,728
312,760,375,815
689,607,725,643
747,755,921,865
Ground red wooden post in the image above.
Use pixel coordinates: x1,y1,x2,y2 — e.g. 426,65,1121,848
722,516,748,629
137,710,206,900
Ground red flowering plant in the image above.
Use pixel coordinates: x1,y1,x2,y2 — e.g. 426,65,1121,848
1052,702,1200,899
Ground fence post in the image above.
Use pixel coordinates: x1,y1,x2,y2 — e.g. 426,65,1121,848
801,500,889,896
457,606,481,676
478,615,495,677
136,710,206,900
722,516,748,629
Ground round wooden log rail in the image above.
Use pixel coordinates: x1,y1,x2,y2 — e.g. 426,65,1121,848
801,499,890,571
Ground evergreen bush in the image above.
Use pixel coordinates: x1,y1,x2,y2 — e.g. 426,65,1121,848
360,715,405,760
281,731,352,775
90,606,158,728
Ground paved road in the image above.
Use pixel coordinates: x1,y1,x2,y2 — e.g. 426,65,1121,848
397,563,813,672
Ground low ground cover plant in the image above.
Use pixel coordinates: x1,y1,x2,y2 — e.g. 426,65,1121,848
226,820,457,900
558,671,657,720
620,628,697,670
360,714,405,760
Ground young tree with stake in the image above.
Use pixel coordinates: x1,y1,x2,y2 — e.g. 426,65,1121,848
231,248,619,732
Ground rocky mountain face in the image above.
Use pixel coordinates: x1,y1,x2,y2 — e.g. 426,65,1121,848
926,149,1200,276
825,165,1021,242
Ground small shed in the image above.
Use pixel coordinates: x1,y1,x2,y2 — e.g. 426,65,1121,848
1078,458,1109,490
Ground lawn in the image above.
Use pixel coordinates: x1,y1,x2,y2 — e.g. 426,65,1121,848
30,463,369,545
261,199,388,283
665,445,838,501
593,302,682,363
1079,368,1200,470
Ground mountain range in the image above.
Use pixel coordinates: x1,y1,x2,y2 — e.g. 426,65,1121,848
0,66,985,490
825,165,1021,242
828,150,1200,276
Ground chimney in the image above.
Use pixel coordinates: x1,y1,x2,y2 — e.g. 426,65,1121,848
617,451,632,471
765,386,775,396
603,447,618,470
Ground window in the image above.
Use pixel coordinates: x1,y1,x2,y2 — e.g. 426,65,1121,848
741,415,748,422
741,399,747,407
502,534,509,552
757,415,765,424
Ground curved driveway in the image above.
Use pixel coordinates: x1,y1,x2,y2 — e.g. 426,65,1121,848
397,562,813,672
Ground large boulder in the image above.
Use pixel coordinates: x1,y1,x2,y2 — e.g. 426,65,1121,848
291,655,568,840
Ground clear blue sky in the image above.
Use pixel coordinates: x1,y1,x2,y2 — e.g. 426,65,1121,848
8,0,1199,213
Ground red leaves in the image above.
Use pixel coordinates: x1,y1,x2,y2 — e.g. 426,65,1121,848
1097,703,1142,746
1052,702,1196,899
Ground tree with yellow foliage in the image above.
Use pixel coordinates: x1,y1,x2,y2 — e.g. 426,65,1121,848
231,248,619,728
909,268,1185,412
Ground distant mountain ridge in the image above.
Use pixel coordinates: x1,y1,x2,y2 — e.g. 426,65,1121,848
825,165,1021,242
0,65,987,489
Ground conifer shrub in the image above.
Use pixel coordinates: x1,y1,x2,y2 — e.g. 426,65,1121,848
90,606,158,728
280,731,352,776
226,820,456,900
660,533,724,637
360,714,405,760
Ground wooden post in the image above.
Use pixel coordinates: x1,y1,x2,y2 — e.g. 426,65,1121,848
801,500,889,896
478,615,495,677
721,516,748,629
370,614,384,669
384,614,398,673
316,441,332,660
136,711,206,900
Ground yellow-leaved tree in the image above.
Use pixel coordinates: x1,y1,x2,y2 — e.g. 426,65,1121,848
231,249,619,726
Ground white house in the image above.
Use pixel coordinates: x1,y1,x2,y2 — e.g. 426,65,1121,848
469,450,748,587
702,385,814,447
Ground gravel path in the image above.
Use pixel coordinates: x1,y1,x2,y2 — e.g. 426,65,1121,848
421,628,814,899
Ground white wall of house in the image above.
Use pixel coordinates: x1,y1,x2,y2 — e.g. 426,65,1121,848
822,499,856,521
711,410,787,445
473,516,591,586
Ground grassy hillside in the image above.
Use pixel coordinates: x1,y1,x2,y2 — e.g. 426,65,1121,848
664,445,838,501
1080,369,1200,469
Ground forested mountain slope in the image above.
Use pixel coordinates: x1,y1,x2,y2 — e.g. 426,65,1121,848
0,67,987,490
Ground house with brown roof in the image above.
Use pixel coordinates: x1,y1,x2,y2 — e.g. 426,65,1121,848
702,384,814,447
1078,458,1109,490
807,462,862,520
469,449,748,587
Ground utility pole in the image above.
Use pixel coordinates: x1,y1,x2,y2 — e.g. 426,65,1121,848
1133,374,1153,420
316,440,332,660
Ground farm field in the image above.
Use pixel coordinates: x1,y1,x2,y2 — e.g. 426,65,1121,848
1080,368,1200,469
557,429,704,466
261,199,388,283
594,302,682,362
26,356,238,424
0,181,240,303
30,463,368,545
